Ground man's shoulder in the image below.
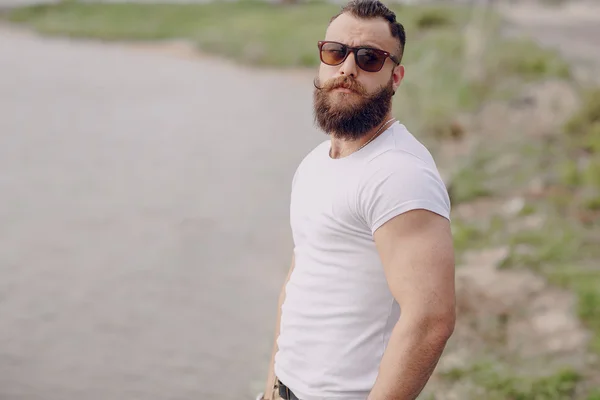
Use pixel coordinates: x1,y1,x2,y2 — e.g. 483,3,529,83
366,124,438,170
296,140,330,172
357,125,451,225
292,140,330,187
296,139,328,164
365,148,438,181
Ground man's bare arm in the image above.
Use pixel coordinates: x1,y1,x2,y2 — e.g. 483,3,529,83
262,255,295,399
368,209,456,400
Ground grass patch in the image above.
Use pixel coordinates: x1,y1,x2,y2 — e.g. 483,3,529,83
4,1,473,67
486,38,570,81
548,265,600,353
448,150,496,204
3,1,570,136
503,224,580,269
449,89,600,373
558,88,600,219
414,8,454,29
449,167,492,204
442,362,582,400
565,88,600,137
519,202,537,216
587,389,600,400
492,211,600,354
6,1,340,66
451,219,488,254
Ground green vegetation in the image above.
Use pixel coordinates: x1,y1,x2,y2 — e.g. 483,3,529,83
499,217,600,352
3,0,569,135
565,88,600,137
442,363,582,400
587,389,600,400
449,150,496,204
487,37,570,80
4,1,472,65
448,86,600,383
452,219,487,254
502,221,581,271
561,88,600,215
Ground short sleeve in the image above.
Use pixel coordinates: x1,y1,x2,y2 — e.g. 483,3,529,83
357,156,451,234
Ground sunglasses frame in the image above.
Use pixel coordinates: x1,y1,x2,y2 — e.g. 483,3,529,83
317,40,400,72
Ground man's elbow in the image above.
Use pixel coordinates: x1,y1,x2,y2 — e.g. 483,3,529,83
407,308,456,345
434,310,455,343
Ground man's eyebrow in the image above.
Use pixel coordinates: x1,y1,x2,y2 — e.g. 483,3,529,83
359,42,392,52
328,39,384,49
359,42,384,48
328,39,391,52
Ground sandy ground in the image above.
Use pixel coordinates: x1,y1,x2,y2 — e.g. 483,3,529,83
0,26,323,400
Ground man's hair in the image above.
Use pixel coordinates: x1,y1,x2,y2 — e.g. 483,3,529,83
330,0,406,62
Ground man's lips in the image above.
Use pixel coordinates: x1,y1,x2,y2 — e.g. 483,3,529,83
332,87,357,94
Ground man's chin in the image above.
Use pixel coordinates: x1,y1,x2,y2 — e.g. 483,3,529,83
329,101,360,118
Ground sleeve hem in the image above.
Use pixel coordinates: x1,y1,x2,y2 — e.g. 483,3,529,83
371,199,451,235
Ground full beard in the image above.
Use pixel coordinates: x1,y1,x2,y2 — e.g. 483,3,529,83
313,76,394,141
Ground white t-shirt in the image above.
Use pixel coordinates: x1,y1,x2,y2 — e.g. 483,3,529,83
274,122,451,400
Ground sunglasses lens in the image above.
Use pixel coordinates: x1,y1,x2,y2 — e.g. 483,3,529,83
320,42,347,65
356,48,386,72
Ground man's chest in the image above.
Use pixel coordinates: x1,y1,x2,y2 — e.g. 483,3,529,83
289,171,368,246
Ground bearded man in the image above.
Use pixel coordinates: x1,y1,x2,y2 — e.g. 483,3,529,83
259,1,456,399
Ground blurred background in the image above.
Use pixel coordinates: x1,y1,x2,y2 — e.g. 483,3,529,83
0,0,599,399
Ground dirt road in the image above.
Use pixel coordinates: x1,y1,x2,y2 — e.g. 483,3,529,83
0,26,323,400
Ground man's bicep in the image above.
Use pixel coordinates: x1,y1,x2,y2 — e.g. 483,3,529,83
373,209,455,320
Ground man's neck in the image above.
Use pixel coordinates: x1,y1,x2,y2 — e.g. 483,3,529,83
329,115,395,159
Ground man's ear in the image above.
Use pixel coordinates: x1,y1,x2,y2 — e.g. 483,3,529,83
392,64,405,94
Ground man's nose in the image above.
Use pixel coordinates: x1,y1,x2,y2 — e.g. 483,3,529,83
339,51,358,77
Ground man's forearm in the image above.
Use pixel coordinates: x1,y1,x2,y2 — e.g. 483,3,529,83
367,317,453,400
263,257,295,399
263,336,279,398
263,286,285,398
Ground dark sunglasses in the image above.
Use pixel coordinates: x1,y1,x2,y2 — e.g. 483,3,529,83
318,40,400,73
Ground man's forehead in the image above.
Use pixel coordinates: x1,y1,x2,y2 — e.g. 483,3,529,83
325,12,395,51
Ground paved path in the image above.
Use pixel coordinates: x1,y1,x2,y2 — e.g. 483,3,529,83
0,25,323,400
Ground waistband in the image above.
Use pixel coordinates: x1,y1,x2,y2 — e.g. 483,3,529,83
278,380,301,400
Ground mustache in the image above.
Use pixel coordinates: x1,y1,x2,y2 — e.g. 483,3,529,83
313,76,367,96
